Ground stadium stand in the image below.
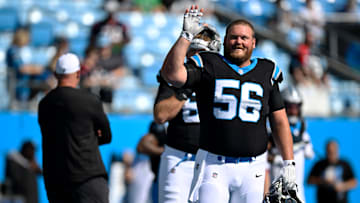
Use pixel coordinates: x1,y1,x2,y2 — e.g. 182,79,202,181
0,0,358,116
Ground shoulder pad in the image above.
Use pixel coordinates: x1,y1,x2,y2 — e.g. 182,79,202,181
189,53,204,68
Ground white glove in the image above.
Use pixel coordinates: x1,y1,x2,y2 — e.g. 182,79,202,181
181,5,204,41
282,160,296,189
281,160,304,203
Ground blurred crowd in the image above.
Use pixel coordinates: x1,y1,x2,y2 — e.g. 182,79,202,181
0,0,359,115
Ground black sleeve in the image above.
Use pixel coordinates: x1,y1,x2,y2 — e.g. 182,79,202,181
309,161,323,177
154,80,175,105
93,97,112,145
183,63,202,89
342,160,356,181
269,82,285,112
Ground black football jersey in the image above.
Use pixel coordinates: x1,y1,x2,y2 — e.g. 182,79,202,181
154,80,200,154
184,52,284,157
290,119,306,144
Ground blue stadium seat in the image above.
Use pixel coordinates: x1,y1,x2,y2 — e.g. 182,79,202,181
286,0,306,13
345,42,360,72
30,22,54,47
235,0,276,26
0,7,19,32
69,35,89,60
0,33,13,49
123,36,146,69
139,64,162,87
112,88,155,113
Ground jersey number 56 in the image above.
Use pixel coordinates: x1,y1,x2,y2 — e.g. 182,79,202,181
214,79,263,123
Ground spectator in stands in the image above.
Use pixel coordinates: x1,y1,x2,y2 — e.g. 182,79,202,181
116,0,136,11
4,140,42,203
81,34,130,111
308,139,357,203
80,46,100,87
47,37,70,73
89,0,131,56
269,0,305,48
290,30,329,87
6,27,52,109
298,0,325,46
46,37,70,89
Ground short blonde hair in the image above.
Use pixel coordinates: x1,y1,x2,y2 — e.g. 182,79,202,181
12,28,30,47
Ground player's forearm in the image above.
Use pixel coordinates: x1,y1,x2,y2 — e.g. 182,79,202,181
138,142,164,156
161,37,190,88
270,109,294,160
97,116,112,145
154,96,186,124
307,176,323,185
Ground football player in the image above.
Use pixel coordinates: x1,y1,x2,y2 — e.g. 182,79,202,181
160,5,301,203
154,25,221,203
267,86,315,201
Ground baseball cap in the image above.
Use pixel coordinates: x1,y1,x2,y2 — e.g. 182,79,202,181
55,53,80,74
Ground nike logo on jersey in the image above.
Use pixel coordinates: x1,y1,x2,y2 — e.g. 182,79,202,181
255,174,262,178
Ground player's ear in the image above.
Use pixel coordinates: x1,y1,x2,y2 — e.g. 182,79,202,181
252,37,256,49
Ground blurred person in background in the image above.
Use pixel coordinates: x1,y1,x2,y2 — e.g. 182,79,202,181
298,0,325,46
38,53,112,203
46,36,70,89
135,121,167,203
83,34,130,111
132,0,167,12
290,30,329,87
126,147,155,203
80,47,100,87
4,140,42,203
267,86,315,201
108,150,135,203
89,0,131,56
154,25,221,203
6,27,52,109
308,140,357,203
47,37,70,73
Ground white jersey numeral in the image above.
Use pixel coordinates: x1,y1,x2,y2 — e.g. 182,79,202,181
182,93,200,123
214,79,263,123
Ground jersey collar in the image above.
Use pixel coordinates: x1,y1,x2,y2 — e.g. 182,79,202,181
221,56,258,76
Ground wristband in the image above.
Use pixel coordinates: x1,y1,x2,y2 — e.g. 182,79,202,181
283,160,296,166
180,31,194,42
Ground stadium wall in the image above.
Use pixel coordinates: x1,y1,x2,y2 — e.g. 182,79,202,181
0,112,358,203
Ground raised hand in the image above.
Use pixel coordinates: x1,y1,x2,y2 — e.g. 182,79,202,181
181,5,205,41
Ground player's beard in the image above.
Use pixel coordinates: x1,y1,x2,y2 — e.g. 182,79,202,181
224,45,253,66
